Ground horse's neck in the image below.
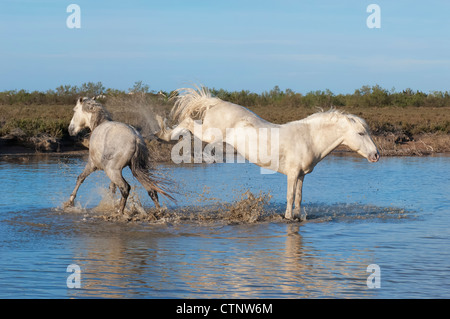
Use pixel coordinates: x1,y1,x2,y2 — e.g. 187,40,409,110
89,116,110,132
307,119,345,161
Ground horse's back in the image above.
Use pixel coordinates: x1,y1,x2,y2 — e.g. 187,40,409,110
204,100,273,130
91,121,138,142
89,121,141,169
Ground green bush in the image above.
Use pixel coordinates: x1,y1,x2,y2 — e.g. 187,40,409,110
1,118,67,138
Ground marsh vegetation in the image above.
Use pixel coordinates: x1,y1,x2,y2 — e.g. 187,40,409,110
1,82,449,156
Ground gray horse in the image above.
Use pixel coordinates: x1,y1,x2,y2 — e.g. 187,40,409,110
65,97,173,213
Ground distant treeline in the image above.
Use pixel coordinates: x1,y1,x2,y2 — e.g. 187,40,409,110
211,85,450,108
0,81,160,105
1,81,450,108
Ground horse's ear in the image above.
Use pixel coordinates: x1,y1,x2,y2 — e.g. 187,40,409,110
345,116,356,124
92,96,96,100
78,97,83,103
88,102,97,111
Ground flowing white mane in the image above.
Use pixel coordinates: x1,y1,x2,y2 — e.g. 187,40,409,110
170,85,222,123
301,108,371,132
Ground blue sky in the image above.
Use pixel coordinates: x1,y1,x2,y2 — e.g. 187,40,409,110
1,0,449,93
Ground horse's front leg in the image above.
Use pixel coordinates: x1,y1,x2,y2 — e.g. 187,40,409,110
155,116,172,141
285,173,299,219
293,174,305,220
64,161,96,208
155,116,193,142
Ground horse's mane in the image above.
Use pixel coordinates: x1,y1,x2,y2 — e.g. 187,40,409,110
170,85,222,123
80,97,112,130
301,108,370,132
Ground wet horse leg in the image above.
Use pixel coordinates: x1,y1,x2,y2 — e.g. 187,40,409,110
109,182,117,195
285,173,298,219
105,168,130,214
156,117,195,142
65,160,96,207
148,190,160,209
293,175,305,220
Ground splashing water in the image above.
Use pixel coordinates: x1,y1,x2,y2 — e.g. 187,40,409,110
60,184,412,226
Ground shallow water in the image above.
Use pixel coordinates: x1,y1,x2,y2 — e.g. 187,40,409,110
0,154,449,298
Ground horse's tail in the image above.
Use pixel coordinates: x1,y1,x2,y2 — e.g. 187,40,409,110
170,84,222,124
130,137,175,202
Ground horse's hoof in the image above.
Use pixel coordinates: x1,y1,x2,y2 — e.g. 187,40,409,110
63,201,74,208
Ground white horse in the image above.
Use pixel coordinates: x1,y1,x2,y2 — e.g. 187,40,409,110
156,86,379,220
65,97,173,214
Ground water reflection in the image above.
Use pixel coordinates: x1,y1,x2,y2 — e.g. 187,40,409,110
59,220,379,298
1,155,449,298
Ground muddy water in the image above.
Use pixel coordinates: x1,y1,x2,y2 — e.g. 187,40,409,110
0,154,449,298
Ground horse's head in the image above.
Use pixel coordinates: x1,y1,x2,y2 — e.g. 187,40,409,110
69,97,110,135
341,114,380,163
68,97,92,136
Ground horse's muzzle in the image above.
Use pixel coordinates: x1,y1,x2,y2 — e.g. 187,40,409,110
368,152,380,163
68,124,76,136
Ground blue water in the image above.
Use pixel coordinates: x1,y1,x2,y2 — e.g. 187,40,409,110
0,153,449,298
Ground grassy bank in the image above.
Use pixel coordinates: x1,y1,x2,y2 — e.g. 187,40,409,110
1,83,449,157
246,103,450,156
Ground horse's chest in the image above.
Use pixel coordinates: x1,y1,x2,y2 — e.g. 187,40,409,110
297,156,317,175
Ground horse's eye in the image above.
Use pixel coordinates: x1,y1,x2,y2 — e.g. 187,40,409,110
358,132,365,136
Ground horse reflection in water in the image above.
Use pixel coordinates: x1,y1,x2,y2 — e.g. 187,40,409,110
156,86,380,220
65,97,173,214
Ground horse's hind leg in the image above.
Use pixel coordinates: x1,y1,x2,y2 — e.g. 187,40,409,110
65,161,96,208
148,190,160,209
109,182,117,195
131,165,162,210
105,168,130,214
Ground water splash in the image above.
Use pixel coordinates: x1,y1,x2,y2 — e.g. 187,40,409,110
59,186,414,225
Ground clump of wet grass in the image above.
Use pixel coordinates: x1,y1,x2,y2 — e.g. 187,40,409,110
220,190,273,224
